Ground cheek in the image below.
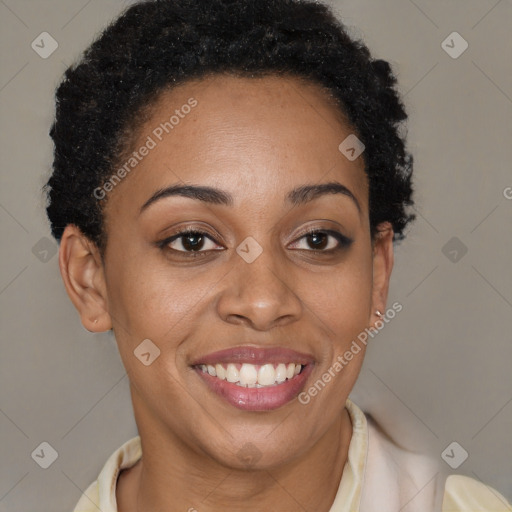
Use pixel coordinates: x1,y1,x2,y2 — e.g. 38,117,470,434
296,252,373,413
304,247,374,341
105,253,222,352
105,266,200,403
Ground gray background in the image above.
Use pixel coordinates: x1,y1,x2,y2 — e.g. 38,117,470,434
0,0,511,510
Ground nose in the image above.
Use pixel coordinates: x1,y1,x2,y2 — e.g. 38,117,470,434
216,246,303,331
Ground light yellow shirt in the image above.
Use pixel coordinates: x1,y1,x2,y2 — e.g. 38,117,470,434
73,400,511,511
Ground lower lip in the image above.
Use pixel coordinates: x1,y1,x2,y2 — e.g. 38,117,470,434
195,365,314,411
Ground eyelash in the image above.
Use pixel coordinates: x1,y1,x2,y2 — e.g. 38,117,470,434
157,227,353,258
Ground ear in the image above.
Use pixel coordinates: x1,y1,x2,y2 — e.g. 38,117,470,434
370,222,394,321
58,225,112,332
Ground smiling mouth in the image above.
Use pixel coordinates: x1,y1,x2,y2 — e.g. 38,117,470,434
196,362,304,388
190,346,314,411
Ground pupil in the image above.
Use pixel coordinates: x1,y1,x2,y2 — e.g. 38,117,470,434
309,232,327,250
184,233,203,251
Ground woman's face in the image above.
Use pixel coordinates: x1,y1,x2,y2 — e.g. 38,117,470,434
71,75,393,469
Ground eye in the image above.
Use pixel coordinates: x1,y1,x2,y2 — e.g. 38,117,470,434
158,229,224,255
289,229,352,252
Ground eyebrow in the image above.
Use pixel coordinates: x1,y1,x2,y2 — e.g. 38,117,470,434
139,181,361,214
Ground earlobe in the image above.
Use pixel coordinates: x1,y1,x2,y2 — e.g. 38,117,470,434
58,225,112,332
370,222,394,318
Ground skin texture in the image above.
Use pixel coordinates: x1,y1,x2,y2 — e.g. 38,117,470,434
59,75,394,511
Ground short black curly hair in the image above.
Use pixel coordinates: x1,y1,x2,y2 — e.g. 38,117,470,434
45,0,415,252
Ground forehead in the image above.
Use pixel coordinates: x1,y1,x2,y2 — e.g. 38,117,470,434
105,74,368,217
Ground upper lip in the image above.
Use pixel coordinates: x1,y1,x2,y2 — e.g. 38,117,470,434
191,346,314,366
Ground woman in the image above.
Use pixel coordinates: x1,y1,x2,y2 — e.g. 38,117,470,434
45,0,511,510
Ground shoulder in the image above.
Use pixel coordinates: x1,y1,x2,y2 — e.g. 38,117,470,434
72,436,142,512
355,404,511,512
442,474,512,512
71,479,99,512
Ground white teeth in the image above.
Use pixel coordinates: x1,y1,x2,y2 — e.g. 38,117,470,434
239,363,258,386
215,364,226,380
200,362,304,387
226,363,239,383
275,363,287,383
258,364,276,386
